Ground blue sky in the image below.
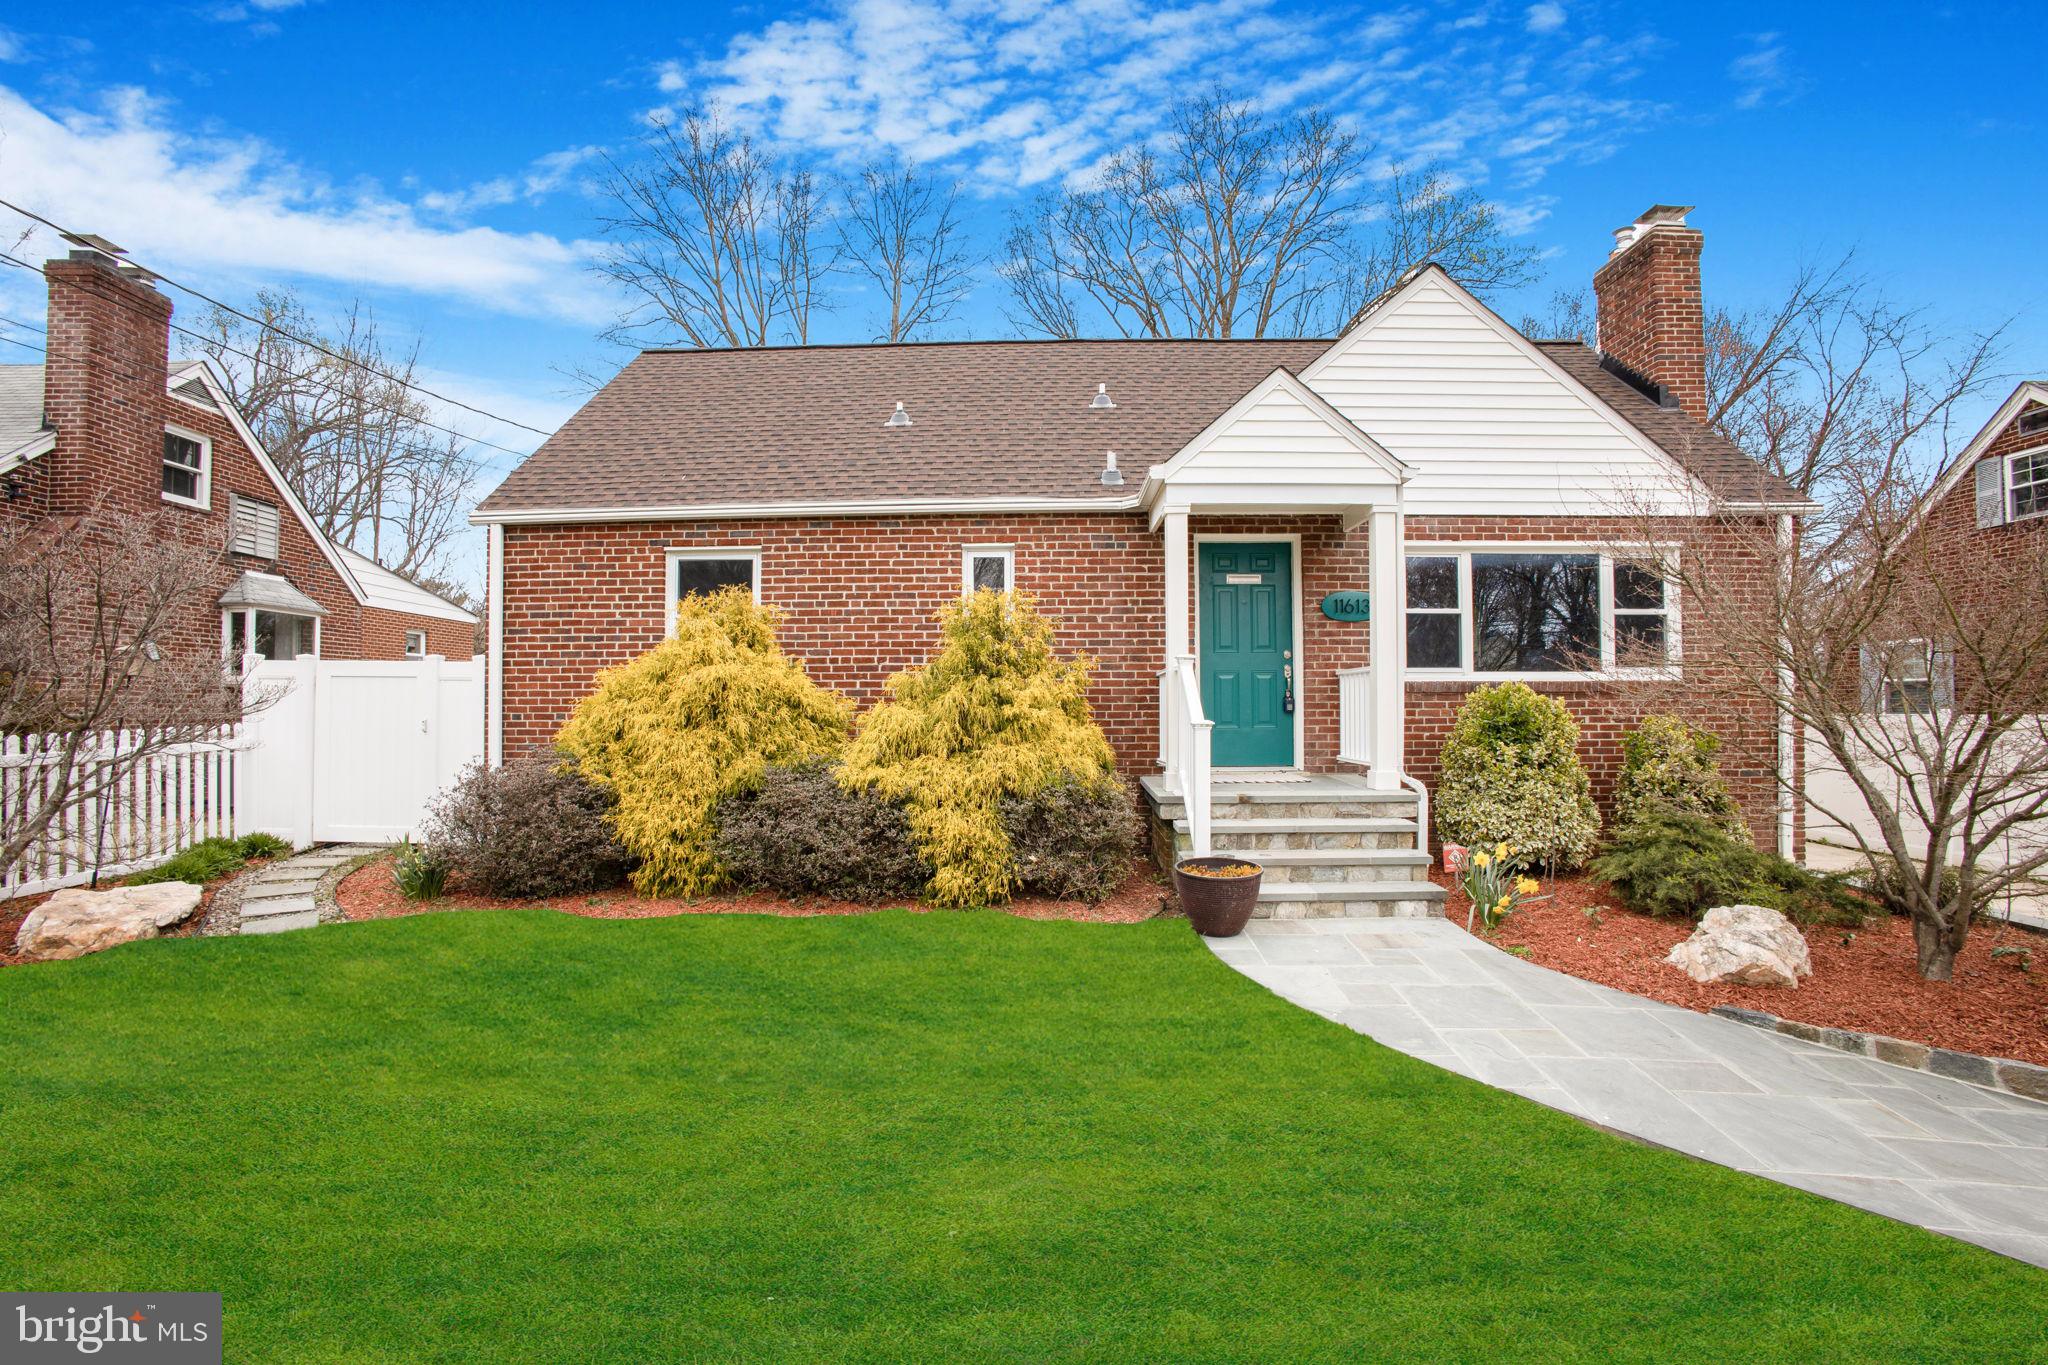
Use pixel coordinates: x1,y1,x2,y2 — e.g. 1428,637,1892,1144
0,1,2041,587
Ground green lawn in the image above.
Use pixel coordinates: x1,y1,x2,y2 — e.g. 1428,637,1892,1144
2,910,2040,1362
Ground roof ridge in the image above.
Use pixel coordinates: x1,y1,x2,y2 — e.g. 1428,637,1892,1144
637,336,1335,356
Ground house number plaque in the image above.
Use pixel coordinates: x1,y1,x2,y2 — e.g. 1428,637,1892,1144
1319,591,1370,622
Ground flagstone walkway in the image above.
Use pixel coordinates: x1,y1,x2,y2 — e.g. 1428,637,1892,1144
1208,916,2048,1268
238,844,381,935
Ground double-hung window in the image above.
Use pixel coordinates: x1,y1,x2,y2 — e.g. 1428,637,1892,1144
1403,547,1677,677
962,546,1013,596
665,548,761,634
162,427,210,508
2011,451,2048,521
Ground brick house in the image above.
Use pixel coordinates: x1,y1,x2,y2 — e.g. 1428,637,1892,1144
0,246,476,663
475,204,1807,916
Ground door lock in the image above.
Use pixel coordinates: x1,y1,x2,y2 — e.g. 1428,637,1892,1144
1282,662,1295,715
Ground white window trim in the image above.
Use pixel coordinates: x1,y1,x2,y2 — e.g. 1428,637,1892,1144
961,544,1014,596
1400,542,1682,682
664,547,762,636
2007,447,2048,522
404,629,428,659
162,424,211,511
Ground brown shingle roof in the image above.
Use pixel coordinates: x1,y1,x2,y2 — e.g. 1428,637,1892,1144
477,338,1329,515
1534,341,1806,505
476,334,1804,517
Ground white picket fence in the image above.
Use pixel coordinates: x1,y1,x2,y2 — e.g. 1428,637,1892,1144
2,654,483,900
1,730,242,898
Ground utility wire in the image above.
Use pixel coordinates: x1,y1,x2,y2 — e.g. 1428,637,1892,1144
0,251,539,463
0,195,557,439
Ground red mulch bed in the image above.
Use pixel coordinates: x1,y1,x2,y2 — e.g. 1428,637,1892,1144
338,855,1174,926
1434,868,2048,1067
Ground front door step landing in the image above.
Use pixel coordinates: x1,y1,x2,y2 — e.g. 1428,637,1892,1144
1208,916,2048,1268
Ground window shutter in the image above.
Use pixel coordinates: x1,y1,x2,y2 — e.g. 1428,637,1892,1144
229,493,281,558
1975,458,2007,528
1933,645,1956,711
1858,644,1882,714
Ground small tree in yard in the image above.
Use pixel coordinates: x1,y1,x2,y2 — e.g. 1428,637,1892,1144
839,592,1122,908
1604,262,2024,980
556,587,851,898
0,504,244,885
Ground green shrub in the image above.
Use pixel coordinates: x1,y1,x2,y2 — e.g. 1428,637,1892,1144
712,762,927,901
1592,807,1867,925
127,836,246,886
423,748,636,899
391,838,452,902
235,831,294,860
840,591,1122,907
999,777,1140,903
1616,714,1749,844
1434,682,1600,870
557,587,852,897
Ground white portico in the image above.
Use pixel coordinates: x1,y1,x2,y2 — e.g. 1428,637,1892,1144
1138,367,1414,857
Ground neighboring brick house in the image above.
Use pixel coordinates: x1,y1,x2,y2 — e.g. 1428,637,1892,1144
0,246,476,663
475,204,1808,912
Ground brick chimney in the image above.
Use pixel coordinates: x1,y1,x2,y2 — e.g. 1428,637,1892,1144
1591,204,1707,422
42,246,174,516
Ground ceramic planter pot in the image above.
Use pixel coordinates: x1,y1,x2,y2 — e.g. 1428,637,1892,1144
1173,856,1263,937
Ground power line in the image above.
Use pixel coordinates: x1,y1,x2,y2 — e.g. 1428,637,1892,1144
0,314,49,333
0,195,557,439
0,251,540,463
0,332,46,356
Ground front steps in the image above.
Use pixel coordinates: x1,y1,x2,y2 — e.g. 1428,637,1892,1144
1140,774,1446,919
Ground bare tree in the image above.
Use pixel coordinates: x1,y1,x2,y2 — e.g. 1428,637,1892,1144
0,504,253,885
194,292,481,582
998,90,1538,339
1704,257,2005,519
593,106,835,348
837,160,976,341
1518,289,1593,344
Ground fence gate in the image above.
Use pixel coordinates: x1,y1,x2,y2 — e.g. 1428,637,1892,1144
239,655,482,847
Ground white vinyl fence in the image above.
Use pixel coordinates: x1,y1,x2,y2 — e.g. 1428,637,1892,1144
2,654,482,899
1804,724,2048,882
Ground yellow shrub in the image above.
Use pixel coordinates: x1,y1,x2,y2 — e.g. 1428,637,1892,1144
556,587,851,897
839,591,1119,907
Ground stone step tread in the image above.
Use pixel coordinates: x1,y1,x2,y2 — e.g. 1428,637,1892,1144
241,894,317,916
1256,880,1445,902
245,880,324,898
1174,816,1418,834
241,909,319,935
1229,848,1431,866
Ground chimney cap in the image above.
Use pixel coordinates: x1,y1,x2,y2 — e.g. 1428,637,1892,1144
61,231,126,257
1609,204,1697,257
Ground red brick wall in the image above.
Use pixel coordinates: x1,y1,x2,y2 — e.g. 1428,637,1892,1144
1918,398,2048,593
1592,225,1707,422
362,606,476,660
500,509,1791,845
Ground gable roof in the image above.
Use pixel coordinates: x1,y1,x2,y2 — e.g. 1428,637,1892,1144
1912,379,2048,524
475,339,1329,519
338,545,477,624
473,278,1804,523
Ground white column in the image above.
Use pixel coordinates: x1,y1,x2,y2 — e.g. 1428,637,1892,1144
1160,510,1190,781
1367,505,1405,790
487,522,505,769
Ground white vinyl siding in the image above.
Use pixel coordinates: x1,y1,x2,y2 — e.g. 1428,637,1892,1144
229,492,282,558
1301,273,1700,516
1166,382,1395,492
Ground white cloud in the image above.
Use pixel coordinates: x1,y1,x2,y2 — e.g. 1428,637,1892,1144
0,27,23,62
417,145,605,219
667,0,1660,196
0,84,611,324
1729,33,1797,110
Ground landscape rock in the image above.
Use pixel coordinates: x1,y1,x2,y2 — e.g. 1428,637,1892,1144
14,883,204,961
1664,904,1812,989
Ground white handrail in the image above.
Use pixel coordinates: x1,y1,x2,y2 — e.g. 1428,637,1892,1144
1172,654,1214,857
1401,771,1431,859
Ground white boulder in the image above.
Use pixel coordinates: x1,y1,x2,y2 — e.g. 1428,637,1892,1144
1665,903,1812,989
13,882,204,962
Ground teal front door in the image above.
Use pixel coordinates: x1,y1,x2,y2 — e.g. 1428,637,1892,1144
1198,541,1295,767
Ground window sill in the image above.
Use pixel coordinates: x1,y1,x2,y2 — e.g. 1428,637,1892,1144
1406,668,1682,692
162,492,210,512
